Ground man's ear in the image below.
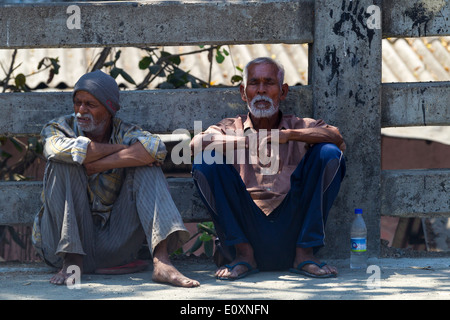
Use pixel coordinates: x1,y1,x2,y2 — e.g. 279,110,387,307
280,83,289,101
240,83,248,102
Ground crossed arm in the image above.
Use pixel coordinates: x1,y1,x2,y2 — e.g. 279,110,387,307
275,126,346,151
191,126,346,154
83,141,158,175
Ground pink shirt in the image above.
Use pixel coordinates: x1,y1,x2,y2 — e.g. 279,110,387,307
192,112,334,215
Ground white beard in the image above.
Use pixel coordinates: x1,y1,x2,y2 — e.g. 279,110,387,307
247,95,278,118
76,112,108,134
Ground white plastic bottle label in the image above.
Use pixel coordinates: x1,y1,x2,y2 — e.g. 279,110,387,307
351,237,367,252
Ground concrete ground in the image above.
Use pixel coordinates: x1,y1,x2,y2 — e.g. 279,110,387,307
0,257,449,301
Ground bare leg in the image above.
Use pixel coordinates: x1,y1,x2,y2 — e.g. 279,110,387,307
293,247,338,276
152,240,200,287
215,242,257,280
50,253,83,285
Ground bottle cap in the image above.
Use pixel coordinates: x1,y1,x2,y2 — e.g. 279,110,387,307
355,208,363,214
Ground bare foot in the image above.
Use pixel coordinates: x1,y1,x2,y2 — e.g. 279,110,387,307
293,247,338,277
50,253,83,285
215,243,257,280
152,240,200,288
152,257,200,287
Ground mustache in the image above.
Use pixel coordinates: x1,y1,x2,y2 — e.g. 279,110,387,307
76,112,93,121
250,95,274,106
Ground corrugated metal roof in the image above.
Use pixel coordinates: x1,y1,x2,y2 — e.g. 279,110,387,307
1,38,449,88
0,44,310,89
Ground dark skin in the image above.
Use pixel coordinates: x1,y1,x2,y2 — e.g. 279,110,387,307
210,63,344,279
50,90,200,288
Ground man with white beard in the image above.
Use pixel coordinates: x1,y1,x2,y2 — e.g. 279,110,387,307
190,57,346,280
33,70,200,288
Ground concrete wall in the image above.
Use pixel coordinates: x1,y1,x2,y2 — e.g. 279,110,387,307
1,0,449,259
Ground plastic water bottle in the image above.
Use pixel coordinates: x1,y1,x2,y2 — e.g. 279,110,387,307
350,208,367,269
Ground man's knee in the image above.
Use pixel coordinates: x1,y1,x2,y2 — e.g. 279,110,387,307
312,143,343,162
192,151,225,178
134,165,163,179
44,161,87,188
46,160,85,174
131,166,168,194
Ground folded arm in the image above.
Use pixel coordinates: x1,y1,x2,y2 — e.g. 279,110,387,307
277,126,346,151
190,132,249,156
83,141,157,175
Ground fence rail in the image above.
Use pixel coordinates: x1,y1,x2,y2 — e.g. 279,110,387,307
1,0,449,50
0,0,315,49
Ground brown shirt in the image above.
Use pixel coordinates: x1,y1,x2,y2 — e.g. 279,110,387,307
191,112,335,215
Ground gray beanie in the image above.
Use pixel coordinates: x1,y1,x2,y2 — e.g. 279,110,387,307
73,70,121,116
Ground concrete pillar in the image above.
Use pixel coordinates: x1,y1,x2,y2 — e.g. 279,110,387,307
310,0,382,258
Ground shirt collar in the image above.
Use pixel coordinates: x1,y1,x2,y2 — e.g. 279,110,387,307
243,111,287,131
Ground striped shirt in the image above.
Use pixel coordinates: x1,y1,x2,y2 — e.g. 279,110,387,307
41,113,167,222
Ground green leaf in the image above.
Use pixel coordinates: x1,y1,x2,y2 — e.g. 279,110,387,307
197,222,216,236
14,74,26,88
231,75,243,84
215,51,225,64
47,69,55,84
114,50,122,62
119,69,136,85
50,58,60,74
1,150,12,159
110,67,121,79
186,237,203,253
35,140,43,154
158,82,175,89
204,239,214,257
199,233,212,242
138,56,152,70
37,58,45,70
168,55,181,65
9,137,23,152
203,221,215,229
149,64,166,77
160,51,171,58
171,247,183,256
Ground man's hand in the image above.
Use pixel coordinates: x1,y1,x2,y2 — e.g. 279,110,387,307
83,161,99,176
84,141,128,164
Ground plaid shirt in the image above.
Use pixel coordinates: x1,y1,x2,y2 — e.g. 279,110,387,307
40,113,167,221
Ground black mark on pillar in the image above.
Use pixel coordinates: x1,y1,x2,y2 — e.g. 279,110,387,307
405,3,434,37
316,45,341,96
421,99,427,126
333,0,375,48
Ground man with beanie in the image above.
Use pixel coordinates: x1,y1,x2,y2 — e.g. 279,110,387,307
32,70,199,288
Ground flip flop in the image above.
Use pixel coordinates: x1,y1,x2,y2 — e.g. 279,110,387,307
289,260,337,278
94,260,149,275
216,261,259,281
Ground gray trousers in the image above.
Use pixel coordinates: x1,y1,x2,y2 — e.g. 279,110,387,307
37,161,189,273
